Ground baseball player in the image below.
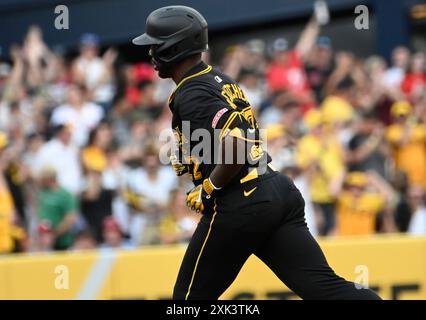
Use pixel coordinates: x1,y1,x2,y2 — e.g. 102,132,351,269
133,5,381,300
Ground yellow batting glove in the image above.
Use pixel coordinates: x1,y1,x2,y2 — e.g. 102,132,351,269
186,178,219,214
186,185,204,213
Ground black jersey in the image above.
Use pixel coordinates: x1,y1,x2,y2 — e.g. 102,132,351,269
168,61,271,185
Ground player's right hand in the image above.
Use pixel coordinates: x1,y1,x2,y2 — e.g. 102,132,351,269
170,153,189,176
186,178,216,215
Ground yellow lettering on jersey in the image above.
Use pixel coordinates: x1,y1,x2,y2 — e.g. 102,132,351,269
221,83,249,110
221,84,257,129
241,107,257,129
173,127,188,153
249,145,264,162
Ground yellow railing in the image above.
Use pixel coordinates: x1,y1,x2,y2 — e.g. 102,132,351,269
0,234,425,299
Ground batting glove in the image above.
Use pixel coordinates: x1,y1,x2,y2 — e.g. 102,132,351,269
186,178,220,214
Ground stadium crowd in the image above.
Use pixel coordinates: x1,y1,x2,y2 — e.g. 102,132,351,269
0,17,425,254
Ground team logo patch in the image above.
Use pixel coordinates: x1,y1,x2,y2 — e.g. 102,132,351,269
212,108,228,128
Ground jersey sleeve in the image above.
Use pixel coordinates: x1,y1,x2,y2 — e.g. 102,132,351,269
176,86,226,131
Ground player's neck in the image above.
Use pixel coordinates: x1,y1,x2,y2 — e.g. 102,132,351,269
171,57,202,84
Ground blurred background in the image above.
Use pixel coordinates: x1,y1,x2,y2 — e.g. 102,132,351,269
0,0,425,300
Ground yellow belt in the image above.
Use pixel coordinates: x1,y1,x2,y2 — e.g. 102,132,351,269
240,163,277,184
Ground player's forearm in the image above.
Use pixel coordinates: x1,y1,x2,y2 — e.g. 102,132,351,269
209,136,245,189
209,162,245,189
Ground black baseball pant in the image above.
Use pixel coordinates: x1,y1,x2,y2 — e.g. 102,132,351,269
173,172,381,300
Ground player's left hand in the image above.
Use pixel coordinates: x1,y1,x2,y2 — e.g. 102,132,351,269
186,178,216,214
170,153,189,176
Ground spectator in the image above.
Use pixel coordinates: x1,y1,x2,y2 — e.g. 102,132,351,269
120,118,150,161
0,91,38,136
100,216,133,249
124,144,177,245
265,123,292,171
405,186,426,235
346,110,388,178
266,16,320,111
45,53,71,107
0,131,18,254
385,101,426,189
334,171,396,236
384,46,410,89
280,150,318,237
36,166,78,251
71,33,116,110
22,133,44,169
159,189,199,244
395,184,426,235
401,52,426,100
238,69,265,111
358,55,394,112
81,122,113,176
244,39,267,74
295,109,345,235
50,84,104,146
305,36,334,102
134,80,164,119
260,93,302,132
80,169,114,243
33,125,82,194
3,153,27,225
323,51,356,97
71,229,97,251
321,78,354,131
17,25,54,92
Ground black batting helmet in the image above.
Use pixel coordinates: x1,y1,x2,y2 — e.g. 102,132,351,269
132,6,208,65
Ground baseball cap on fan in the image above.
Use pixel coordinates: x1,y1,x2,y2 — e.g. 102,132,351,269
317,36,332,49
80,33,100,46
273,38,289,53
38,220,54,234
246,39,265,55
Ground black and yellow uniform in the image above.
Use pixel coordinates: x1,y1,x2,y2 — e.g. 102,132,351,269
170,62,269,185
170,61,380,300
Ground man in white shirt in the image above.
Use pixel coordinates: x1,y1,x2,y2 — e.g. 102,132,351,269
33,125,82,195
51,84,104,146
125,146,178,245
383,46,410,89
72,33,116,106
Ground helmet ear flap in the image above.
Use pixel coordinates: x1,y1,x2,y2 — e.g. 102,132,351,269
154,44,177,63
155,40,186,64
